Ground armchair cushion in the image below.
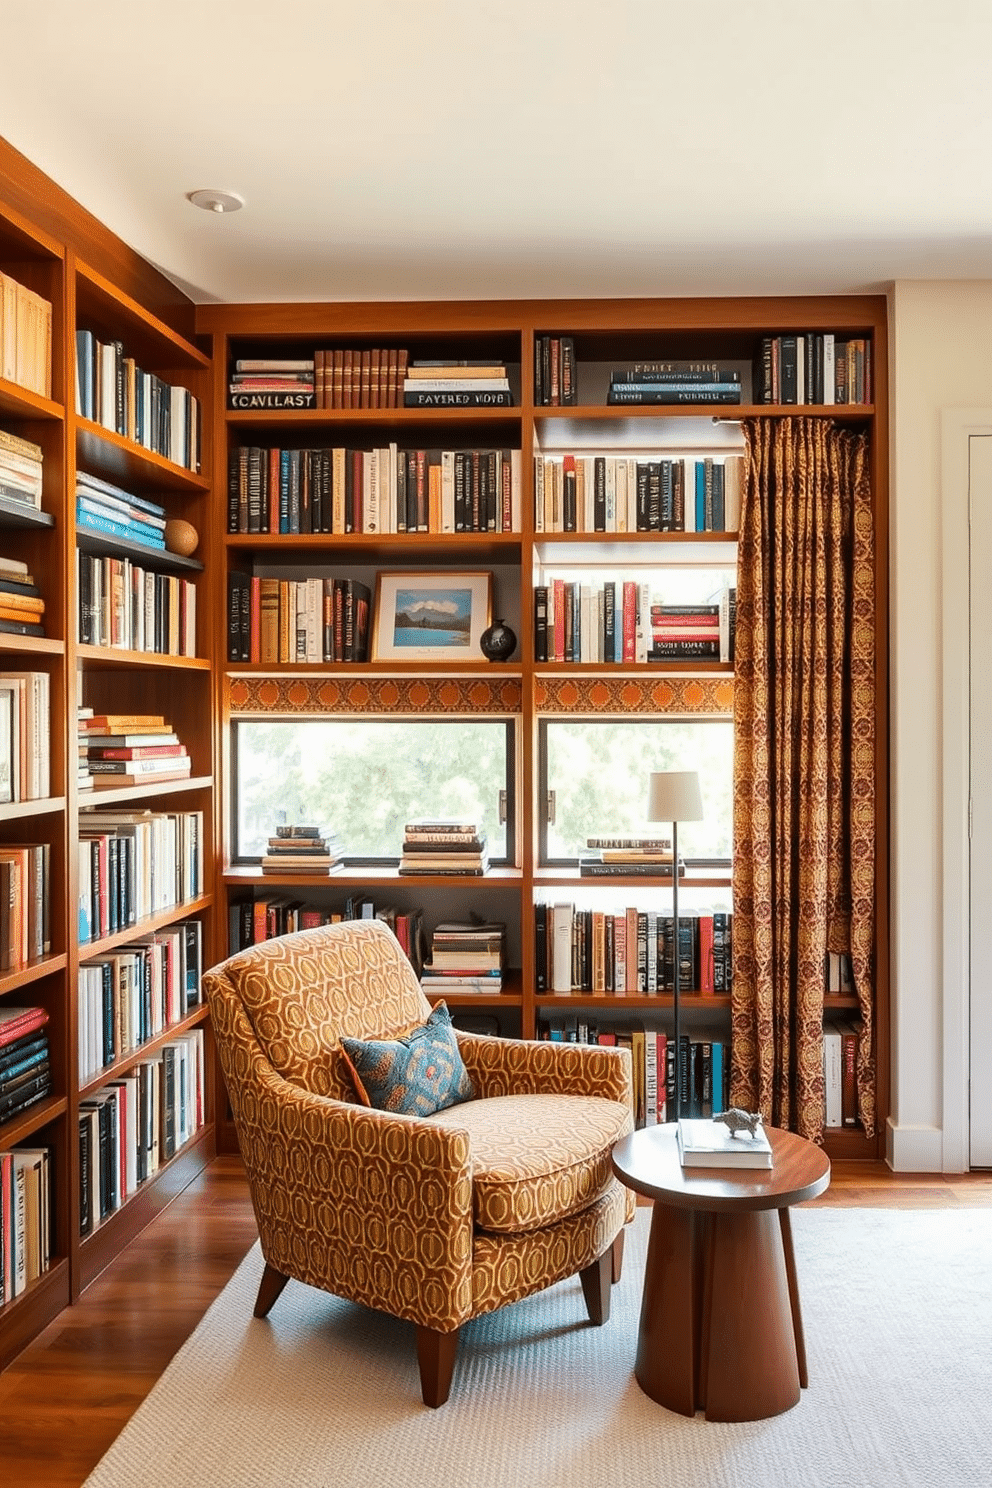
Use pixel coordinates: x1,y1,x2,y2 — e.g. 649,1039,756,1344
429,1091,633,1233
341,1001,475,1116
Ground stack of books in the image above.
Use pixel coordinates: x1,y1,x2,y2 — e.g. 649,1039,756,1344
0,428,43,509
606,361,742,407
399,821,489,876
76,471,167,552
579,837,682,878
648,603,721,662
0,555,44,636
261,825,343,875
421,919,505,994
81,713,192,787
402,361,513,409
228,358,316,411
0,1006,51,1125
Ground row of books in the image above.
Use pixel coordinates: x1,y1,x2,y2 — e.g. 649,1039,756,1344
825,950,855,996
227,444,522,536
0,1005,52,1127
534,582,735,665
0,1144,52,1302
823,1020,862,1128
227,896,426,976
539,1019,730,1129
535,903,733,996
607,362,743,407
758,334,871,406
0,426,43,510
226,574,371,665
227,350,415,411
0,670,50,801
401,362,513,409
76,469,168,552
260,825,343,876
79,1029,205,1235
399,821,489,877
78,920,203,1082
77,804,203,943
534,453,744,534
228,358,314,410
0,271,52,399
77,551,197,658
0,843,50,970
421,919,505,994
75,330,202,472
534,336,577,406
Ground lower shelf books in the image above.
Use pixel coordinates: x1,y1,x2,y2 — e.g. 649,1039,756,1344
535,902,733,995
676,1116,773,1169
78,1028,204,1236
0,1145,53,1302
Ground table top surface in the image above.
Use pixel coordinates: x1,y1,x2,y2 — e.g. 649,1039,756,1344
611,1122,831,1212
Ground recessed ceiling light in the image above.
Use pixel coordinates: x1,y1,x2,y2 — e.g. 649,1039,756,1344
186,189,245,215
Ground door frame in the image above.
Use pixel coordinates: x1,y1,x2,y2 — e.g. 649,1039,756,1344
940,408,992,1170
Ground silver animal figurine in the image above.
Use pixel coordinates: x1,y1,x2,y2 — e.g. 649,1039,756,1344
714,1107,763,1138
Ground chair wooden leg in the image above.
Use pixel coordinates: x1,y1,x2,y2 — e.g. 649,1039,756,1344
611,1228,625,1284
416,1324,460,1408
580,1246,613,1326
253,1262,290,1319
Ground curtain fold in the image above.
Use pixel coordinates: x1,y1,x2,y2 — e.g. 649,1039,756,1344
731,417,876,1141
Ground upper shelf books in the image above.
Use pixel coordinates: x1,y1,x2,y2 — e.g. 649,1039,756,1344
403,360,513,410
75,330,200,472
608,362,743,407
228,358,315,411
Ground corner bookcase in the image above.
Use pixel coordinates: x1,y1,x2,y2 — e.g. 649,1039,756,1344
196,295,889,1167
0,152,218,1370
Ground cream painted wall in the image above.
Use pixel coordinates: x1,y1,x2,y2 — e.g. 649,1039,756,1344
889,281,992,1170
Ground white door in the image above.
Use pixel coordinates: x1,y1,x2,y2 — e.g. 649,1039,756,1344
969,433,992,1167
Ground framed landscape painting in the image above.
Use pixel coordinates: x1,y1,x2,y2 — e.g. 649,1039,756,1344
372,571,492,661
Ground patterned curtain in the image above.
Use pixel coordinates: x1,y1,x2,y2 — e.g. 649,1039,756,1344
731,417,876,1140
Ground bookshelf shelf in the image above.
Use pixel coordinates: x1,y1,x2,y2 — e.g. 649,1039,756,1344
0,1095,68,1148
76,643,210,670
75,527,204,574
0,794,67,821
0,379,63,422
78,1004,211,1100
77,774,213,808
0,494,55,528
75,421,210,494
0,952,69,992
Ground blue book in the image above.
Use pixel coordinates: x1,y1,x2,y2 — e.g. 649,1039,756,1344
76,504,166,550
76,470,167,522
695,460,706,530
711,1041,724,1116
76,330,95,419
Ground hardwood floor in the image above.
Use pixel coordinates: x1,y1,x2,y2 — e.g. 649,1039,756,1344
1,1155,991,1486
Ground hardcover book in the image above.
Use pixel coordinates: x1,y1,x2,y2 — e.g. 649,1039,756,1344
676,1117,773,1169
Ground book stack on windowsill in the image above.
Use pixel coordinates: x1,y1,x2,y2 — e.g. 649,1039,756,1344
421,919,505,994
399,821,489,876
579,836,684,878
402,361,513,409
260,824,343,875
81,713,192,786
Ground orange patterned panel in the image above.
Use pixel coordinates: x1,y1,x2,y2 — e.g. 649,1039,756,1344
536,675,733,716
227,674,522,715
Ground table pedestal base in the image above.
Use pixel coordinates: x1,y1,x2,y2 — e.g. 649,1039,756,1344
635,1202,804,1422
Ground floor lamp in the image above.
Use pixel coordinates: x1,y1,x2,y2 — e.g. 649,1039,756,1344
647,770,703,1122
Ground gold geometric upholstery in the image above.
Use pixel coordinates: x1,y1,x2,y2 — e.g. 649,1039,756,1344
203,918,635,1406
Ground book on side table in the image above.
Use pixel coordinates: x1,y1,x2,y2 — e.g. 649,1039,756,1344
676,1117,774,1169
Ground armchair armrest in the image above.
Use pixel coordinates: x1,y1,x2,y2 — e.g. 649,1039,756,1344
454,1030,633,1110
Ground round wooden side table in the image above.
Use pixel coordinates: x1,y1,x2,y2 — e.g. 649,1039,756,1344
612,1123,830,1422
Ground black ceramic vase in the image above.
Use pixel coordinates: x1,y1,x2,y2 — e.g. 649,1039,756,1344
479,618,517,661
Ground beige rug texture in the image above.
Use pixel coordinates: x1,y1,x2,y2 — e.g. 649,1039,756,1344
83,1205,992,1488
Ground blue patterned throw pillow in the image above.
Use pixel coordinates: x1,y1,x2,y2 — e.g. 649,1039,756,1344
340,1001,474,1116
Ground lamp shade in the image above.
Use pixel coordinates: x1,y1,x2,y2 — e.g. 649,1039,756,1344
646,770,704,824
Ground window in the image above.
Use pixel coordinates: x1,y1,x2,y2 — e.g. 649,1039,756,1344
232,718,514,863
540,718,732,865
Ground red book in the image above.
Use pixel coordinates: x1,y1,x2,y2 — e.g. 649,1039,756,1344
622,581,637,662
90,745,185,760
698,914,715,993
0,1004,48,1050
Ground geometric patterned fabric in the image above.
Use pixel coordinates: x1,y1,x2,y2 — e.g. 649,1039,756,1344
203,919,636,1336
341,1001,475,1116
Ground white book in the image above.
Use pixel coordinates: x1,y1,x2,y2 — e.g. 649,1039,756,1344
822,333,836,404
533,455,545,532
682,457,697,532
510,448,522,532
677,1117,773,1169
823,1027,843,1127
551,901,573,993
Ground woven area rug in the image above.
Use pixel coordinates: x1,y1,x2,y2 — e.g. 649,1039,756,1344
83,1205,991,1488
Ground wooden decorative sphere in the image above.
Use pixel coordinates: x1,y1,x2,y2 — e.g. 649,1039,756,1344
164,518,199,557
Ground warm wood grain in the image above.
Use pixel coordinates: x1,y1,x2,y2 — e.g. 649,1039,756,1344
612,1124,831,1211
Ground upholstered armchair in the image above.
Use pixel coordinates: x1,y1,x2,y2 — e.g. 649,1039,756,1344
203,918,635,1406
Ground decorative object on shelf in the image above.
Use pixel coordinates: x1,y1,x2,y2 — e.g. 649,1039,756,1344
164,518,199,557
479,617,516,662
714,1107,762,1137
371,570,492,662
646,769,703,1123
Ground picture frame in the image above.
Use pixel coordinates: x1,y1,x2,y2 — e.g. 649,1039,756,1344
371,571,493,661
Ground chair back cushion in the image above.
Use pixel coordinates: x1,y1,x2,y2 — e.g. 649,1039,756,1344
211,919,431,1099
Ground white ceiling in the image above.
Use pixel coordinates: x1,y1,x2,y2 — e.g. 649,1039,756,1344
2,1,992,306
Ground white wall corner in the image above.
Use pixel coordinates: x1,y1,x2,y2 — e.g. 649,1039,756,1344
886,1118,946,1173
